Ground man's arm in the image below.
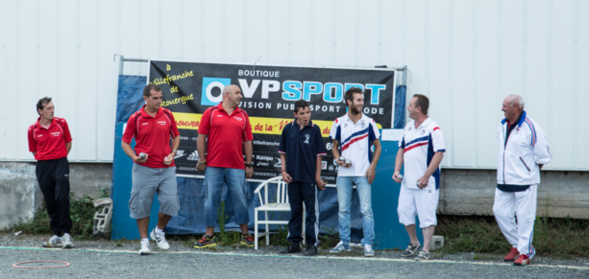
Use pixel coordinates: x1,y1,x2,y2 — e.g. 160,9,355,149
416,151,444,189
280,153,292,183
315,155,326,190
66,142,72,154
331,139,349,168
392,147,404,182
163,136,181,166
365,139,382,184
121,141,146,163
196,133,207,171
244,140,253,178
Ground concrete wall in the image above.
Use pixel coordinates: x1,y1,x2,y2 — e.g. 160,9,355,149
0,162,112,230
439,169,589,219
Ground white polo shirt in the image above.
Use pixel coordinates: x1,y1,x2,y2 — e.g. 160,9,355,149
330,113,380,177
399,117,445,189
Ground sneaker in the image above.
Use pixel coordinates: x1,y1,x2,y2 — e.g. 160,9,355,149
304,245,318,256
282,242,301,254
513,254,530,266
400,243,421,257
139,239,151,255
414,250,430,261
42,235,62,248
240,234,254,247
193,235,216,249
150,228,170,250
62,233,74,249
364,244,375,257
329,241,351,253
503,247,519,261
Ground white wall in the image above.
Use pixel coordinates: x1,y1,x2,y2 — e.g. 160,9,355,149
1,0,587,170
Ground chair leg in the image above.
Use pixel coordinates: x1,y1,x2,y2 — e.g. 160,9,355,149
255,209,259,250
265,211,270,246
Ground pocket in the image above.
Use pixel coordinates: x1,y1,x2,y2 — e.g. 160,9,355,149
519,157,531,172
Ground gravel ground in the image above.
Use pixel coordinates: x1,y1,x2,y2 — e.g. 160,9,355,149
1,233,588,278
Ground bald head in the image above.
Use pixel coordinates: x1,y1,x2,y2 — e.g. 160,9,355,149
222,84,243,109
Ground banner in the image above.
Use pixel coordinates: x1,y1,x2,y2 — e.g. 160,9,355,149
148,60,396,183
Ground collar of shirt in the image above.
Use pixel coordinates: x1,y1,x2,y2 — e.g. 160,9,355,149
501,110,527,127
140,105,164,118
35,117,57,129
216,102,244,116
413,117,432,130
342,113,368,126
292,119,314,129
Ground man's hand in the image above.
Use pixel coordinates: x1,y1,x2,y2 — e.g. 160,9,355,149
365,166,376,184
196,161,206,172
163,153,174,166
316,177,326,191
281,171,292,183
336,159,352,168
392,171,403,183
134,153,148,164
416,175,429,189
246,166,254,178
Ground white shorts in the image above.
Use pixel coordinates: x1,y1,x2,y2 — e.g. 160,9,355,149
397,185,439,228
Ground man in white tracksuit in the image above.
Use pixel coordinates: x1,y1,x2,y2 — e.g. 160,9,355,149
493,94,551,266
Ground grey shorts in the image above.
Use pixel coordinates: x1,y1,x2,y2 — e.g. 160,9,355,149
129,163,180,219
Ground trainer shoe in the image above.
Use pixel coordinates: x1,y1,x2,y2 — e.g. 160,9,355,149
513,254,530,266
240,234,255,247
42,235,62,248
139,239,151,255
400,243,421,257
62,233,74,249
414,250,430,261
364,244,375,257
304,245,318,256
503,247,519,261
329,241,351,253
281,242,301,254
150,228,170,250
193,235,216,249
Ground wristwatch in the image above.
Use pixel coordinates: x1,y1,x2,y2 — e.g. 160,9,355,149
245,162,254,168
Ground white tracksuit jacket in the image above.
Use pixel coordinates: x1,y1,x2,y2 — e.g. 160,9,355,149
496,111,551,187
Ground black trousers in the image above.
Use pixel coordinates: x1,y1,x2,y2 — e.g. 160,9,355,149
287,182,319,246
36,157,72,236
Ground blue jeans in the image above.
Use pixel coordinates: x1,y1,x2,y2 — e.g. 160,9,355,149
204,167,249,227
336,176,374,245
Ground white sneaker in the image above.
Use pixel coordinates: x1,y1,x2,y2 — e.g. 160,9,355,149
42,235,62,248
62,233,74,248
139,239,151,255
364,244,375,257
329,241,351,253
150,228,170,250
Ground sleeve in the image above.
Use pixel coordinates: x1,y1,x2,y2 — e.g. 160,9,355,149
28,126,37,152
242,112,254,141
121,113,137,144
315,126,327,156
368,119,380,142
432,126,446,152
168,111,180,138
329,119,340,141
198,108,211,135
532,123,551,165
278,125,288,154
398,124,407,148
60,118,73,143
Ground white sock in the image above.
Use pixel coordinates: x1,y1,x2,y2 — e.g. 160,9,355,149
141,238,149,244
155,227,164,235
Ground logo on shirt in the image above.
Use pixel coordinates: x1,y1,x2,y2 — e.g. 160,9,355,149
157,121,167,126
233,116,243,121
142,122,149,126
304,134,310,144
51,132,61,137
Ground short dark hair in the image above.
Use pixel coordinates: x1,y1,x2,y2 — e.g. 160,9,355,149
344,87,363,107
413,94,429,115
294,100,309,113
143,84,162,97
36,97,52,114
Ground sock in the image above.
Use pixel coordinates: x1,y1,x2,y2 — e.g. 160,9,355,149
141,238,149,244
155,227,164,235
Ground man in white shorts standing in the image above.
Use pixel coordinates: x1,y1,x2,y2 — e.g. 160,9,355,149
393,94,445,261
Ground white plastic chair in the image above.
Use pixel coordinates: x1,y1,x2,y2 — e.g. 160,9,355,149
253,176,305,250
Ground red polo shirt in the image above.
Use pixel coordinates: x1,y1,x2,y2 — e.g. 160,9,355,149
28,117,72,160
122,105,180,168
198,102,253,169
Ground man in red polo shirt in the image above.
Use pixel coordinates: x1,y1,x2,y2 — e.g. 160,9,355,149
28,97,74,248
193,84,255,248
122,84,181,255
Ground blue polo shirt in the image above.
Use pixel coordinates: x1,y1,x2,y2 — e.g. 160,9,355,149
278,120,327,184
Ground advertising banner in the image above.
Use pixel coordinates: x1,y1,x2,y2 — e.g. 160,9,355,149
148,60,396,183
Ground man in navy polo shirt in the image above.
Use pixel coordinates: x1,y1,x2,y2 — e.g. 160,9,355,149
278,100,327,256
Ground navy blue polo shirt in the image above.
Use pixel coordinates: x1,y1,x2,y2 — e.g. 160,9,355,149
278,120,327,184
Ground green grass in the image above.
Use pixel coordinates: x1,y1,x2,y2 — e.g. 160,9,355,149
435,215,589,258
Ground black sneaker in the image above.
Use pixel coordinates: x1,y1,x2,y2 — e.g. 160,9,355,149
240,234,255,247
281,242,301,254
193,235,216,249
303,245,318,256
